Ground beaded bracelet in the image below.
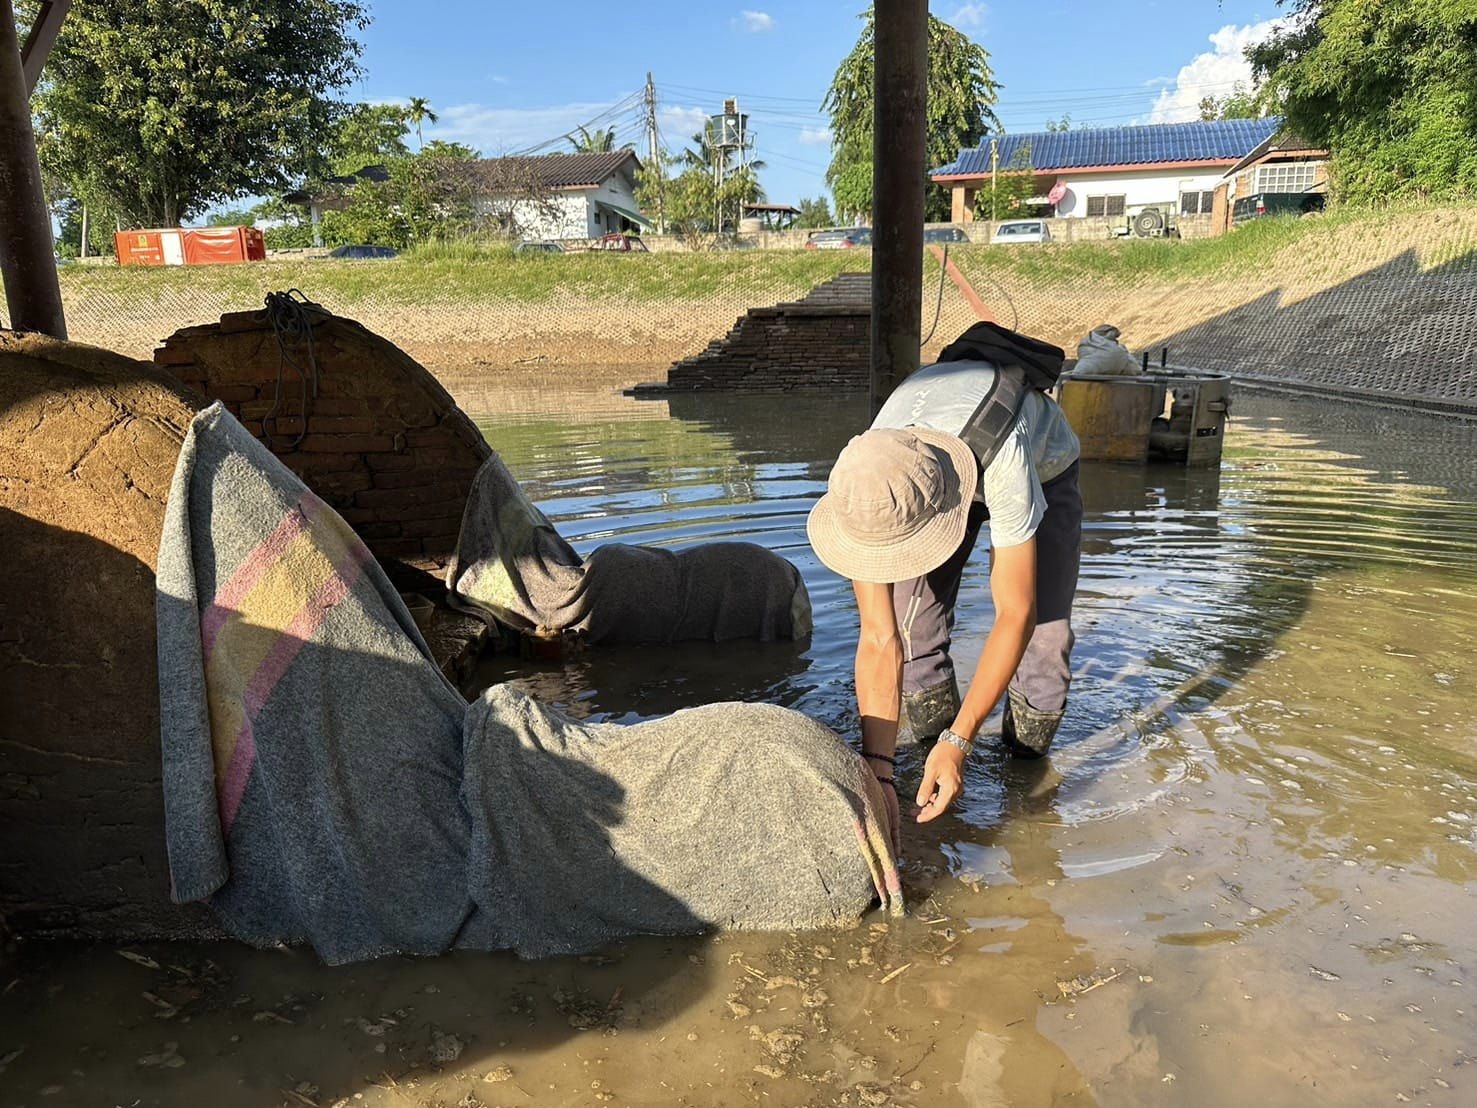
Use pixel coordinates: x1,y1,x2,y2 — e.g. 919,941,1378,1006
863,751,896,766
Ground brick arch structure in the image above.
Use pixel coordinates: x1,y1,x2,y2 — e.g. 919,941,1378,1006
155,308,491,571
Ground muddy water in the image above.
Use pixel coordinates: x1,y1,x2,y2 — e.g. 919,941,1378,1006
4,390,1476,1107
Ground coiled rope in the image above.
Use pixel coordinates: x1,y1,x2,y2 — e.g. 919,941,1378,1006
261,289,322,453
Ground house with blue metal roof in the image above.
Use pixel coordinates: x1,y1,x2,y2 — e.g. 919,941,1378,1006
932,118,1312,227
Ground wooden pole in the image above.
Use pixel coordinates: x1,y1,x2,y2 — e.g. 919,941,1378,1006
869,0,927,414
0,1,66,337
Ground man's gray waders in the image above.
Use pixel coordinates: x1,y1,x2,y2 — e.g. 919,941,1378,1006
889,366,1083,757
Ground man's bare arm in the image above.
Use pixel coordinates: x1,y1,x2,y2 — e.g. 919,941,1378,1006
853,580,902,758
915,537,1037,822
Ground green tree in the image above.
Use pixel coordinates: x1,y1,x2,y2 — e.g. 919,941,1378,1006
326,102,412,176
33,0,370,227
1197,82,1262,121
822,6,1001,222
326,149,483,249
1249,1,1477,202
635,152,762,242
1045,114,1072,132
206,207,257,226
974,142,1041,221
570,125,618,153
793,196,834,229
407,96,438,149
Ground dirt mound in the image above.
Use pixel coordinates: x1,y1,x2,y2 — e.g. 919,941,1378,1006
0,329,215,937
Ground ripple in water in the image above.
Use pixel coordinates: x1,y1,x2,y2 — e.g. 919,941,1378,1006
471,390,1477,868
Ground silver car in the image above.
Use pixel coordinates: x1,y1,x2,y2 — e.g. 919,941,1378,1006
991,220,1052,244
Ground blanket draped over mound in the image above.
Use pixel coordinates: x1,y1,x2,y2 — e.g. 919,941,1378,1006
444,451,812,643
157,404,898,964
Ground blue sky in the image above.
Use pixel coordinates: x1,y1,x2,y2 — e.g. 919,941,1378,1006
353,1,1286,206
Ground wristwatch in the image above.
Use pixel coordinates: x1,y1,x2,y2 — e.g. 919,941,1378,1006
938,727,974,757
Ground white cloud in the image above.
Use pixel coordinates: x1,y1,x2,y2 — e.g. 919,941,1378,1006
736,10,774,33
661,105,710,141
798,127,832,147
947,3,988,31
434,100,624,155
1148,19,1284,123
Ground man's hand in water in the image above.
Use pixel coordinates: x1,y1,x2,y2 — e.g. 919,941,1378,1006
915,741,966,822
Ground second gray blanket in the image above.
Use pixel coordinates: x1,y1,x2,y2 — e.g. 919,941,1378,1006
445,452,811,644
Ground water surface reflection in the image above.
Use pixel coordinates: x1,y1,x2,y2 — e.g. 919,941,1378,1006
468,387,1477,1104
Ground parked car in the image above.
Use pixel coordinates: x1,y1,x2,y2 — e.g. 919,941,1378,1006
590,233,648,252
327,244,397,260
924,226,969,244
991,220,1052,244
1232,192,1326,224
515,240,565,254
805,227,872,250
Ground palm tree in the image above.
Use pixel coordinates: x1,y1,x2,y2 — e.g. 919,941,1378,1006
570,125,618,153
407,97,438,149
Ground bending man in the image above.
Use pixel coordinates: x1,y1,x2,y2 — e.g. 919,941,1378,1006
807,324,1082,827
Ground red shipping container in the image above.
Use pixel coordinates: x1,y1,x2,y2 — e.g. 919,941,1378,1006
114,226,265,266
183,225,266,264
115,229,170,266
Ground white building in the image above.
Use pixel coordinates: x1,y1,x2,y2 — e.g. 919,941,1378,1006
469,150,650,241
933,118,1284,223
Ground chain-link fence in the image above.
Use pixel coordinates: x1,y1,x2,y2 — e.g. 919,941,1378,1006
14,206,1477,410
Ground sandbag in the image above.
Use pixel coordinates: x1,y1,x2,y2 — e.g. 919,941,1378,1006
1073,324,1141,376
446,451,811,643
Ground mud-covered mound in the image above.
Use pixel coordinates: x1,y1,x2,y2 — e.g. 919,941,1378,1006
0,329,212,937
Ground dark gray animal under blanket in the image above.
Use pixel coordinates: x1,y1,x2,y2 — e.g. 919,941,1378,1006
156,405,897,965
445,451,811,644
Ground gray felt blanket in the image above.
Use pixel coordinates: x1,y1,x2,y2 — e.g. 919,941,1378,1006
444,451,811,643
456,686,901,958
156,403,473,964
157,404,897,965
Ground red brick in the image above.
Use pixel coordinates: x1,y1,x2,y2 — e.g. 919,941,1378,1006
282,452,362,474
310,470,375,497
219,310,268,334
307,415,375,434
372,467,479,490
208,384,259,402
299,433,396,454
153,344,197,367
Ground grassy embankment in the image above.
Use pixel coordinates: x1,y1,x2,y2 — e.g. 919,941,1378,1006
58,203,1476,309
56,241,866,307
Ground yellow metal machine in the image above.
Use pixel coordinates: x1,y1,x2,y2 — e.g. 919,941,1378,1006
1057,368,1231,467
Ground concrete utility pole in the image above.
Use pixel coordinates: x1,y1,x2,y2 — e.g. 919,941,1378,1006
870,0,926,414
0,0,67,338
643,71,665,234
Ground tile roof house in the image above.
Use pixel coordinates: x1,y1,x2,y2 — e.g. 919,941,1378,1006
464,149,651,241
933,118,1289,224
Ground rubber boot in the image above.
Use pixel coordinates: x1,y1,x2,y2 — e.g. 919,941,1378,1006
1000,688,1064,759
898,678,960,747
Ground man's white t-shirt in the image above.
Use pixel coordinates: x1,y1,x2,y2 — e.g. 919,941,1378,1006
872,359,1080,549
